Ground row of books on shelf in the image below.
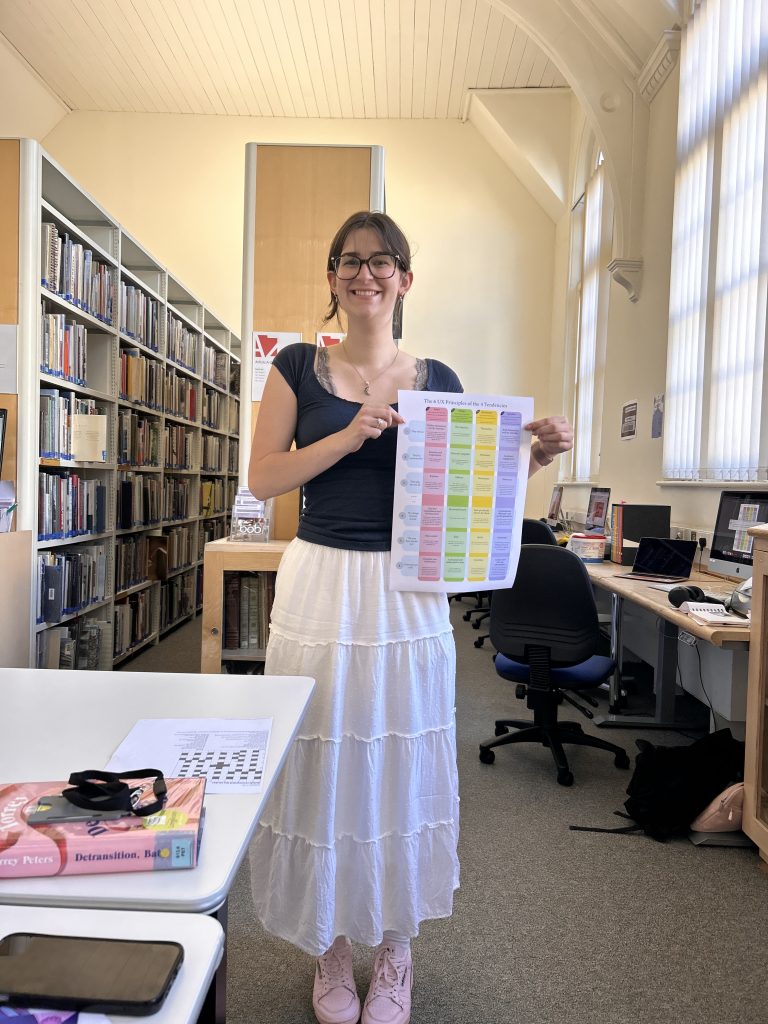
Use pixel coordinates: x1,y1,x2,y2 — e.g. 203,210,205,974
114,587,156,658
120,280,158,349
119,350,199,421
203,346,228,388
38,473,234,543
167,315,198,371
118,409,161,467
120,348,164,408
202,388,223,430
41,307,88,385
202,433,226,472
165,422,194,469
201,478,225,517
165,523,196,571
0,776,205,878
40,391,106,461
117,473,162,529
160,571,196,630
41,223,114,323
116,533,150,593
228,440,239,474
224,572,274,652
36,617,108,670
38,472,107,540
36,545,108,624
199,516,226,555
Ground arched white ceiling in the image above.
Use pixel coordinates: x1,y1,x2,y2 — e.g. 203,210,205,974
0,0,685,270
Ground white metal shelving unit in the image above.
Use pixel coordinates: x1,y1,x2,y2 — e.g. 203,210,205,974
15,140,240,670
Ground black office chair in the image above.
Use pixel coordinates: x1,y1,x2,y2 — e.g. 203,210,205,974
473,519,558,648
478,544,630,786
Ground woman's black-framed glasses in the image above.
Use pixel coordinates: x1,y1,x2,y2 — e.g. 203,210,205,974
330,252,401,280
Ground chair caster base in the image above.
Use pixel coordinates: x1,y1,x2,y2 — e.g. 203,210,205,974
474,638,485,648
494,724,509,736
615,752,631,769
479,747,495,765
557,769,574,786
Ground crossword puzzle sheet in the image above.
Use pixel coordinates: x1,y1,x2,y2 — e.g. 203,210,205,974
106,718,274,794
174,743,267,787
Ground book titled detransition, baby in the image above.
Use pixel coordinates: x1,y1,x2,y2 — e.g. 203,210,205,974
0,776,205,878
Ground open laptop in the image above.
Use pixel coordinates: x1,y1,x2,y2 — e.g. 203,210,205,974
615,536,697,582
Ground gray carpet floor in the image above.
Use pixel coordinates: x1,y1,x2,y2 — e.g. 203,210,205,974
123,606,768,1023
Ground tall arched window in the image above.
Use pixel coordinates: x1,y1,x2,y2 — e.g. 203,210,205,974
562,145,613,481
664,0,768,480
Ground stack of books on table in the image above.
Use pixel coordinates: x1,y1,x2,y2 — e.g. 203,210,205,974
0,777,205,878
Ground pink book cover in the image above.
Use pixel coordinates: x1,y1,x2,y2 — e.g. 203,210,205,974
0,777,205,878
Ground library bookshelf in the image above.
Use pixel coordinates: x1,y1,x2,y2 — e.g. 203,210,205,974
11,139,240,670
200,539,288,673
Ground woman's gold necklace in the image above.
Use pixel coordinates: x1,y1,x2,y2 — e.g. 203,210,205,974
340,343,399,395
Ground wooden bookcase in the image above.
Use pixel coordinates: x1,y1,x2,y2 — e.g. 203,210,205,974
743,523,768,864
10,139,240,670
200,538,288,673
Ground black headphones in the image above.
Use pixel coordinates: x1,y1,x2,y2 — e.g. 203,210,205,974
668,585,725,608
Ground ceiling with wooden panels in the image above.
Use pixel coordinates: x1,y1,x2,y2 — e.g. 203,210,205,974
2,0,579,119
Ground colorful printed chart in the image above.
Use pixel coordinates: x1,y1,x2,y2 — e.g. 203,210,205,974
390,391,533,592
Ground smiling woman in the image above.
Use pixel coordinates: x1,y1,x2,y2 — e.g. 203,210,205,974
246,210,572,1024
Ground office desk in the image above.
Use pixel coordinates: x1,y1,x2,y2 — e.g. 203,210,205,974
0,905,224,1023
0,668,315,1022
585,564,749,729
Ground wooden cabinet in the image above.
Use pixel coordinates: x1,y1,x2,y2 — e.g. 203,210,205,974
744,523,768,863
200,538,288,673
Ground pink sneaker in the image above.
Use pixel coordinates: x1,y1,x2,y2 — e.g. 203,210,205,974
362,944,413,1024
313,936,361,1024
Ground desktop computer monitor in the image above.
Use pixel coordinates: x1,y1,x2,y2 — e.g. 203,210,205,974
709,489,768,579
585,486,610,532
547,484,563,527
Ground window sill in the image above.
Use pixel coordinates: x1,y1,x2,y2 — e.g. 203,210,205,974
657,479,768,488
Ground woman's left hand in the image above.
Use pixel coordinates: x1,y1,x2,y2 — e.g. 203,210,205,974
526,416,574,465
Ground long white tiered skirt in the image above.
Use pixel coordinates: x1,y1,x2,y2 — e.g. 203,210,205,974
249,538,459,956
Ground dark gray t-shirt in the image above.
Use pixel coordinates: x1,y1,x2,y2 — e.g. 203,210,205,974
272,343,463,551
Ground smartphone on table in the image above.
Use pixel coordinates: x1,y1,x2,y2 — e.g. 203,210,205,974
0,932,183,1016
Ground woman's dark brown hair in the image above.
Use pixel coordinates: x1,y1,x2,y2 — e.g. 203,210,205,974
324,211,412,325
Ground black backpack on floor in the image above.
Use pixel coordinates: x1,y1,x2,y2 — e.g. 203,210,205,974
571,728,745,842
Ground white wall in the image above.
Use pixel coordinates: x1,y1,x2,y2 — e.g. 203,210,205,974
42,111,559,512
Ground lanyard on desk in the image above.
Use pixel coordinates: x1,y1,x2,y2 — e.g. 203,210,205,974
63,768,167,817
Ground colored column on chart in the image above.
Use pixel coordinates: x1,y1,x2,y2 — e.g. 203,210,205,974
468,410,498,580
489,410,521,580
443,408,472,582
418,407,449,581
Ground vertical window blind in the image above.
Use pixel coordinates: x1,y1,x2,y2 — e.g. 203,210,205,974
664,0,768,480
565,156,612,482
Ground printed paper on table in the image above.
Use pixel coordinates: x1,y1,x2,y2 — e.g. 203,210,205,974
252,331,301,399
106,718,273,794
390,392,533,592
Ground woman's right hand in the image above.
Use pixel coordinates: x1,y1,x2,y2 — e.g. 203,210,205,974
341,403,406,453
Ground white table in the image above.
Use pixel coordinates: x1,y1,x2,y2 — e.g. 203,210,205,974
0,905,224,1023
0,668,315,1022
